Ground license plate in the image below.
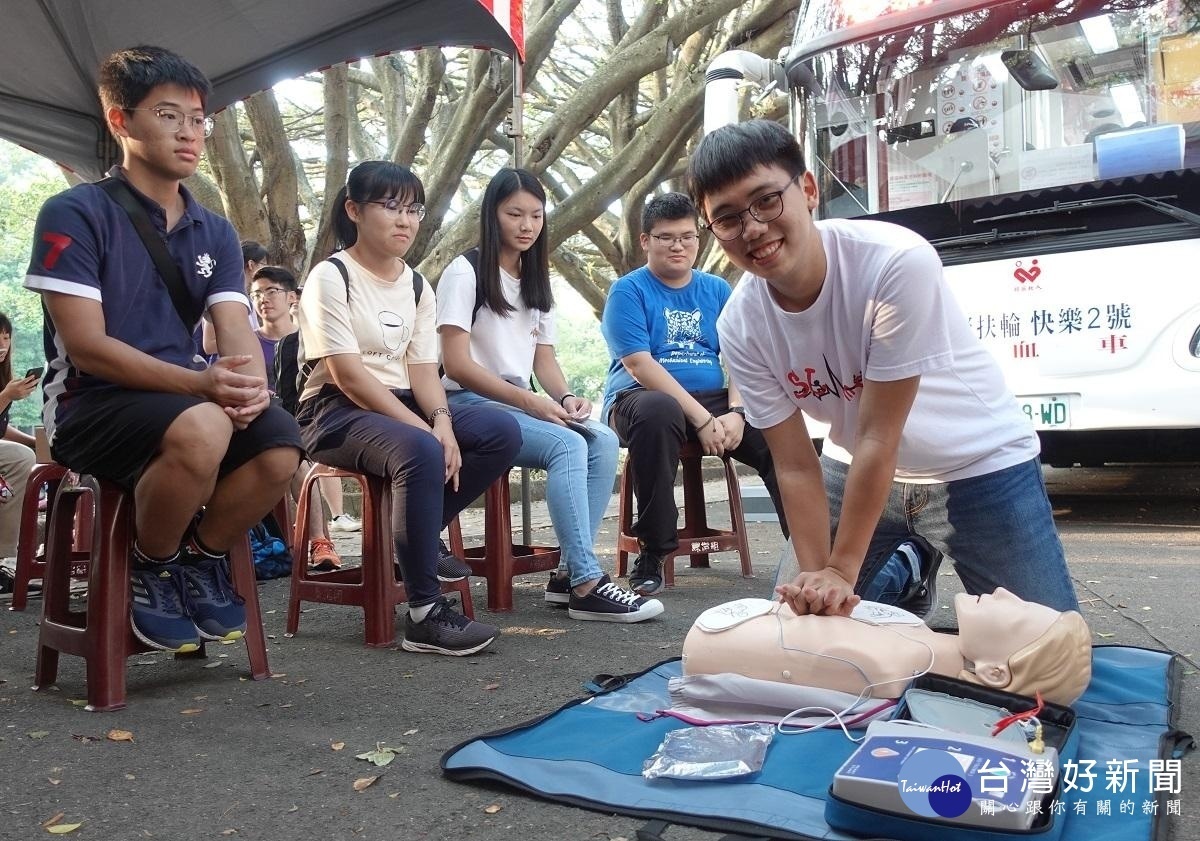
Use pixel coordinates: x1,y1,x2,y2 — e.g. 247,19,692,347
1018,395,1070,429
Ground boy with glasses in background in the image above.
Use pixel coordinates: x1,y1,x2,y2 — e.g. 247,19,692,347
690,119,1078,619
600,193,787,597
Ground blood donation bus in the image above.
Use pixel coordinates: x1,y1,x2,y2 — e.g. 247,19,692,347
704,0,1200,465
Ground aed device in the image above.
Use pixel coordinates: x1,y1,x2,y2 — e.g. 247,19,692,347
831,720,1059,831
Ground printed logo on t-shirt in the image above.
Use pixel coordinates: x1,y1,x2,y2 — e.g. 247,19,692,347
195,253,215,278
786,356,864,402
663,308,702,349
378,309,411,352
40,232,73,270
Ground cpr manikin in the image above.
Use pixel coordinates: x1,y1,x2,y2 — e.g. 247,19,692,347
681,588,1091,707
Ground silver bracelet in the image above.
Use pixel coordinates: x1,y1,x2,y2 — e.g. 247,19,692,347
429,407,452,424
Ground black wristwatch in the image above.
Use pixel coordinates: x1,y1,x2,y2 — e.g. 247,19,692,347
728,405,746,418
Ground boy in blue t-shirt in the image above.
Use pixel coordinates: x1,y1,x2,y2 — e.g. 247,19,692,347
24,46,302,653
600,193,787,595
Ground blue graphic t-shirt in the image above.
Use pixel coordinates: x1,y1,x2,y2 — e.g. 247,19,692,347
600,266,731,421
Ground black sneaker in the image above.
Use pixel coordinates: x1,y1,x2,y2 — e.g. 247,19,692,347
895,542,942,620
437,539,471,582
628,552,664,596
401,597,499,656
544,571,571,605
568,575,664,623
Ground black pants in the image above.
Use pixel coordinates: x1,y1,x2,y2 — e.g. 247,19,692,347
297,386,520,607
608,388,787,557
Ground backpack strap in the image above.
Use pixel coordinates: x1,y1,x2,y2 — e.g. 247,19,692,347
412,269,424,305
326,256,351,301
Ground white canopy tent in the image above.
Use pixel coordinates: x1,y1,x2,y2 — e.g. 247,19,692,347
0,0,526,180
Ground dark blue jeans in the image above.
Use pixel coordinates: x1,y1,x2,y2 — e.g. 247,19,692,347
297,386,520,607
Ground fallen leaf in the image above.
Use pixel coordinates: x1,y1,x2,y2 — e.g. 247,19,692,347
483,683,500,691
355,745,401,767
41,813,65,828
221,830,237,836
304,769,323,777
204,661,224,669
70,700,87,707
286,806,298,813
402,729,418,736
48,779,61,786
28,730,50,740
352,775,379,792
388,792,401,799
331,741,345,751
1096,632,1115,639
180,708,204,715
220,639,238,645
106,729,134,742
47,824,83,835
124,774,135,780
483,804,503,814
71,734,98,743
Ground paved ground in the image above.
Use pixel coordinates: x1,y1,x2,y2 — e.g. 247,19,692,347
0,471,1197,841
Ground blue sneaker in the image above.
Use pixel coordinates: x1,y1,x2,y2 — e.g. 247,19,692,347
129,559,201,653
180,552,247,641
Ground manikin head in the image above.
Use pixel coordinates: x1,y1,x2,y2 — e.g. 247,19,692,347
954,588,1092,705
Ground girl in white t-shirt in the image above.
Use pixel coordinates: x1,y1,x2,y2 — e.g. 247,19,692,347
296,161,520,656
438,168,661,623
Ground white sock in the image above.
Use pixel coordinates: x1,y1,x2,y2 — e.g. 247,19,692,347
409,603,434,623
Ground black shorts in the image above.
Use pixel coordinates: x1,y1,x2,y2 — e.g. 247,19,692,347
51,388,303,490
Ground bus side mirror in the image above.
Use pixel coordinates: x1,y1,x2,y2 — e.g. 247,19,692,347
1001,49,1059,91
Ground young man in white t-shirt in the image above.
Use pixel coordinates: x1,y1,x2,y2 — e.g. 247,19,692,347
688,120,1078,617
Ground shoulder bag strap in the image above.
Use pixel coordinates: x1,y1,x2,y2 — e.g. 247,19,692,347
96,176,202,329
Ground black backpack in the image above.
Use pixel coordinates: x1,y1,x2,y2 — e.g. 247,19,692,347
293,256,425,404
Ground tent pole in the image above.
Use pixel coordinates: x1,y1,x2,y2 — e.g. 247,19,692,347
511,52,524,166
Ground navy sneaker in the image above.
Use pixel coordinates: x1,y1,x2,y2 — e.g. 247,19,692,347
568,575,664,623
129,558,201,653
628,552,665,596
179,550,247,642
401,597,499,656
544,571,571,605
437,540,471,582
895,542,942,620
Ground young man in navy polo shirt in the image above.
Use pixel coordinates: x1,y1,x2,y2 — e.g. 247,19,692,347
600,193,787,596
24,46,302,652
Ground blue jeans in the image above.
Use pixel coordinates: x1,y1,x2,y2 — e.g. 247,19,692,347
449,391,619,587
776,456,1078,613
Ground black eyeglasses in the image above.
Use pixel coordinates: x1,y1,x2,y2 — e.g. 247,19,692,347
125,107,215,138
361,198,426,220
649,233,700,246
704,175,801,241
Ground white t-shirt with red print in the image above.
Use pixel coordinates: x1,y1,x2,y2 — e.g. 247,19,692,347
717,219,1038,483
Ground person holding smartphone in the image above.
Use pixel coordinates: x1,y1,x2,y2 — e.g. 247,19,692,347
438,168,662,624
0,313,38,569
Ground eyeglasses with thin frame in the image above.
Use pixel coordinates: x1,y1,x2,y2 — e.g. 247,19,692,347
704,175,802,241
649,233,700,247
125,107,215,138
361,198,427,221
250,287,287,302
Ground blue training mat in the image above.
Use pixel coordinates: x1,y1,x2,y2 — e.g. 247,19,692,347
442,646,1192,841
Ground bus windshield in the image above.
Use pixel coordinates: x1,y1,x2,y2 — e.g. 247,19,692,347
791,0,1200,219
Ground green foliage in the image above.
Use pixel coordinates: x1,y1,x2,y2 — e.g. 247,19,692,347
0,143,65,430
554,307,611,401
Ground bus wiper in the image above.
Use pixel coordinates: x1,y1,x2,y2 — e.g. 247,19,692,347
930,226,1087,249
974,194,1200,230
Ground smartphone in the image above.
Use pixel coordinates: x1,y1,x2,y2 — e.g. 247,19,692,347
24,367,43,380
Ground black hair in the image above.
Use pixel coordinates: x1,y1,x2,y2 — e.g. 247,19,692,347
686,120,808,215
241,240,269,268
252,265,298,293
641,192,698,233
0,312,11,387
477,168,552,315
331,160,426,250
98,45,211,113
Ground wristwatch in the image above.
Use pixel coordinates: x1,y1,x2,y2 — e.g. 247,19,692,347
728,405,746,418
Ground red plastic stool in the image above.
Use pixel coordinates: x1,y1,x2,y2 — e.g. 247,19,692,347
448,470,560,612
615,440,753,587
33,475,270,711
11,462,83,611
286,464,474,647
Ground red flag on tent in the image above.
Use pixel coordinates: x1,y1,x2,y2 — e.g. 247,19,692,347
478,0,525,61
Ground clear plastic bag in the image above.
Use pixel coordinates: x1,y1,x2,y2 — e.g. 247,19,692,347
642,723,775,781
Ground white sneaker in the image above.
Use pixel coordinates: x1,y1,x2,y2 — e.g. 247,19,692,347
328,514,362,533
